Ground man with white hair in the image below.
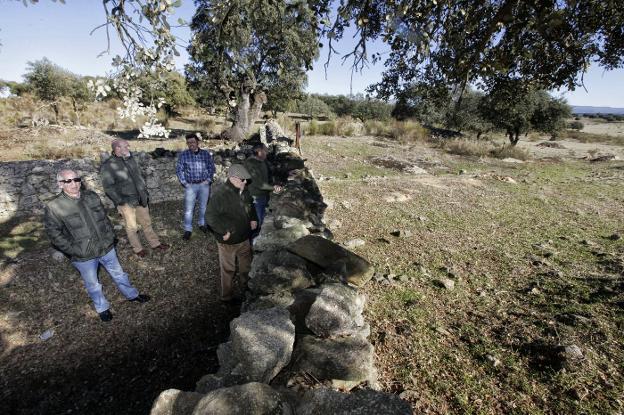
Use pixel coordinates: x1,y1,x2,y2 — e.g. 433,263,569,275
100,139,169,257
43,169,150,322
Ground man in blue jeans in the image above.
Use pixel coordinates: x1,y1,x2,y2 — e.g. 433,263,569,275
176,133,216,240
43,169,149,322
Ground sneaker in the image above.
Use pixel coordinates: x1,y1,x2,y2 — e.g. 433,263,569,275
99,309,113,322
129,294,151,303
198,225,209,234
135,250,147,258
154,243,169,251
183,231,192,241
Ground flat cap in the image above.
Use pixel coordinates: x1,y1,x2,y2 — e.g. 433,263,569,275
227,164,252,179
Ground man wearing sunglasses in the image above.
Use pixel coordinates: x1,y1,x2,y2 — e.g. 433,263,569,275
205,164,258,301
43,169,150,322
100,139,169,257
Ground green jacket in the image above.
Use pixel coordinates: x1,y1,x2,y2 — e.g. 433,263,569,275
244,156,274,198
206,180,258,245
43,190,115,261
100,153,149,207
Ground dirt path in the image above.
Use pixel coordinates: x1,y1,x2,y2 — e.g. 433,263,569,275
0,201,237,415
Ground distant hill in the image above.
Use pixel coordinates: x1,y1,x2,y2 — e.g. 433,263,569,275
572,106,624,115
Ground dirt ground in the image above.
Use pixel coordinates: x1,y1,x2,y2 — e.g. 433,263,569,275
0,201,240,415
1,125,623,414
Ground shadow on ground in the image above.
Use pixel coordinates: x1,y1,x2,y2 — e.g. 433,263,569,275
0,201,235,415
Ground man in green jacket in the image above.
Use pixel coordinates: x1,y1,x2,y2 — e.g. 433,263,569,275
244,143,282,227
44,169,149,322
100,139,169,257
205,164,258,301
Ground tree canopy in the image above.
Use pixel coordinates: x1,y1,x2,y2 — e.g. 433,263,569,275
186,0,321,136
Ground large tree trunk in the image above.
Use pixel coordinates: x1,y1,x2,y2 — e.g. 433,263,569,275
227,90,267,142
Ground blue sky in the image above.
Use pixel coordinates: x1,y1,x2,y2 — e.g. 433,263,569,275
1,0,623,107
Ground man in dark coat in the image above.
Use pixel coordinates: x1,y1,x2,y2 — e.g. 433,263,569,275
44,169,149,322
244,143,282,226
100,139,169,257
205,164,258,301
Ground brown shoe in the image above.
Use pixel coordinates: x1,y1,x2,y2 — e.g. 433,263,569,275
135,250,147,258
153,243,169,251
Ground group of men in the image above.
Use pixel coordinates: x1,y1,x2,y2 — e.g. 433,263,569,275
44,134,280,322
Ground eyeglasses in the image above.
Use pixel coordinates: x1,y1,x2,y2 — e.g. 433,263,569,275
59,178,82,184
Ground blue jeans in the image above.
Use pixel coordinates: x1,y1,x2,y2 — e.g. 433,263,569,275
184,182,210,232
253,195,269,225
72,248,139,313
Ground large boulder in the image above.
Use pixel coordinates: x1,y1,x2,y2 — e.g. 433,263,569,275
290,335,378,389
150,389,204,415
295,388,412,415
226,307,295,383
305,283,368,338
287,235,374,286
192,382,292,415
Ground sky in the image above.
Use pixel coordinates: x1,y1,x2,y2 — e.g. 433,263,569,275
1,0,623,108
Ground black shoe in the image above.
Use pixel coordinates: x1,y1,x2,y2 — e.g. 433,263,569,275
99,309,113,322
183,231,192,240
198,225,209,234
129,294,151,303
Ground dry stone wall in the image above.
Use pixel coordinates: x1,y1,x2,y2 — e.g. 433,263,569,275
150,146,412,414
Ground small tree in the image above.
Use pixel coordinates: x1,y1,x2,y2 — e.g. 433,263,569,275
531,92,572,140
291,95,334,118
23,57,73,122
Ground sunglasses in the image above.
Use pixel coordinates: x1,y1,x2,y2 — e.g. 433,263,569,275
234,177,247,182
59,178,82,184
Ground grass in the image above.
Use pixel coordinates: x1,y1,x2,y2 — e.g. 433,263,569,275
564,129,624,146
305,135,624,414
443,139,531,160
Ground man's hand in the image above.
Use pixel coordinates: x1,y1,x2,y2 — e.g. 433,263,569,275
223,231,231,241
250,221,258,230
273,185,283,193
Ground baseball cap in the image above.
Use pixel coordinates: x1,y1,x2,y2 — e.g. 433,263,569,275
227,164,252,179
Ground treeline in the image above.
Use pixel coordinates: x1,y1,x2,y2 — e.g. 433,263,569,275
2,57,579,145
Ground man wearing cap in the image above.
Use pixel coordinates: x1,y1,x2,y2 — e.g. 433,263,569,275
44,169,150,322
244,143,282,227
176,133,215,240
205,164,258,301
100,139,169,257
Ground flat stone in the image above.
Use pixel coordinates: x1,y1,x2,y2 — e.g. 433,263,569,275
290,335,377,387
295,388,412,415
305,283,367,337
192,382,291,415
150,389,204,415
248,265,313,295
253,224,310,251
287,235,374,287
343,238,365,249
435,278,455,290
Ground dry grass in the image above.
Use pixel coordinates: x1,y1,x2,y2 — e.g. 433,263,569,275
564,130,624,146
444,139,531,160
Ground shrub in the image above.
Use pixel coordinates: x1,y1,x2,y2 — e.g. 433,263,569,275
28,143,86,160
444,139,491,157
567,120,584,130
364,119,393,136
388,120,428,143
490,144,530,160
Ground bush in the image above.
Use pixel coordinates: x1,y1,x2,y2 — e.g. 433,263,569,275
490,144,530,160
567,120,584,130
388,120,428,143
444,139,491,157
364,119,393,136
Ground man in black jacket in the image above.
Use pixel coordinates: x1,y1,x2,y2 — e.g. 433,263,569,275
44,169,149,322
205,164,258,301
100,139,169,257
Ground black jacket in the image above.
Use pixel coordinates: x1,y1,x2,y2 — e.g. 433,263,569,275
100,153,149,207
43,190,115,261
206,180,258,245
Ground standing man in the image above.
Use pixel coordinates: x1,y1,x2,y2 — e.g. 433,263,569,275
244,143,282,226
100,139,169,257
176,133,215,240
206,165,258,301
44,169,150,322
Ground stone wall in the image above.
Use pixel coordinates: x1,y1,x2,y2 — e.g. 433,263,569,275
0,149,247,220
150,147,412,414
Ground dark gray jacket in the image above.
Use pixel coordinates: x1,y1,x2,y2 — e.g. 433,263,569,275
206,181,258,245
43,190,115,261
100,153,149,207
